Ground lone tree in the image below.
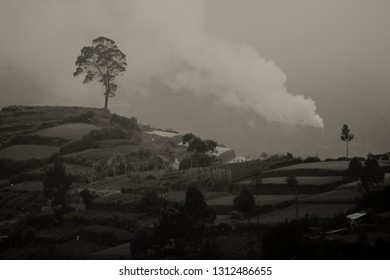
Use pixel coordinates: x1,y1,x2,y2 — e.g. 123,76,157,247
341,124,354,159
74,36,127,109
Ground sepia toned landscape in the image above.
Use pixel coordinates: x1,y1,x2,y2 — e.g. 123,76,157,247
1,0,390,260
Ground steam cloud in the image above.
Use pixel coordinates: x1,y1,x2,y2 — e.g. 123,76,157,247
0,0,324,128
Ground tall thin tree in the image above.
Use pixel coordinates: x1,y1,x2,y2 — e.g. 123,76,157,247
340,124,354,159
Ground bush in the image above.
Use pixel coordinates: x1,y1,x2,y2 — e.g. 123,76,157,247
346,157,364,180
110,114,141,131
141,191,167,215
43,161,72,208
80,189,94,209
179,153,216,170
303,155,321,163
233,188,255,215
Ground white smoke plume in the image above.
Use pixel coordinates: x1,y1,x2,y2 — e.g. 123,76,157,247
0,0,323,128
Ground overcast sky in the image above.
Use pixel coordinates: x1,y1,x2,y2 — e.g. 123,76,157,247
1,0,390,157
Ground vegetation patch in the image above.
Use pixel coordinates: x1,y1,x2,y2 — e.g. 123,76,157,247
62,210,139,228
78,225,130,246
0,145,59,160
34,123,99,140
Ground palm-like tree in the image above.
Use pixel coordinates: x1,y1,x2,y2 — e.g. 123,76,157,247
341,124,354,159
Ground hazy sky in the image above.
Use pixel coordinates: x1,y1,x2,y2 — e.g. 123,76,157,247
1,0,390,157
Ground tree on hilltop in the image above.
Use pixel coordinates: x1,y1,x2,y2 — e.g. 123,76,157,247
74,36,127,109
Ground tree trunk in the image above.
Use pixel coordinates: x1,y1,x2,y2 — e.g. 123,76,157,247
295,187,299,220
104,93,109,109
346,141,349,159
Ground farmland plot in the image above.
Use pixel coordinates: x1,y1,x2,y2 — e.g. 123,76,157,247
8,181,43,192
0,144,58,160
240,176,344,185
300,189,358,204
34,123,99,140
162,191,226,202
62,145,142,162
208,194,307,207
247,203,354,224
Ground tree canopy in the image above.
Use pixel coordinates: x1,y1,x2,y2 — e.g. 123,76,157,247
74,36,127,109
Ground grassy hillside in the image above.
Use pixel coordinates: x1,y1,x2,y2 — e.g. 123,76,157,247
1,105,390,260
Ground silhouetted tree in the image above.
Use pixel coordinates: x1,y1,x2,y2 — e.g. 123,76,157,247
185,185,216,224
286,175,299,220
141,190,166,215
80,188,94,209
204,140,218,154
74,36,127,109
43,161,72,208
233,188,255,215
155,203,203,258
260,152,268,159
341,124,354,159
360,155,384,192
182,133,198,145
346,157,364,181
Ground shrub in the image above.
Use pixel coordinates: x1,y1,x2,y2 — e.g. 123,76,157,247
346,157,364,180
110,114,141,131
80,189,94,209
303,155,321,163
141,191,167,215
233,188,255,215
179,153,216,170
43,161,72,208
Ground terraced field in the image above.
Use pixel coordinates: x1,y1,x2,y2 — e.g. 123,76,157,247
0,144,58,160
300,189,358,204
61,145,142,162
162,191,227,202
33,123,99,140
240,176,344,185
208,194,307,207
247,203,354,224
264,160,390,177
